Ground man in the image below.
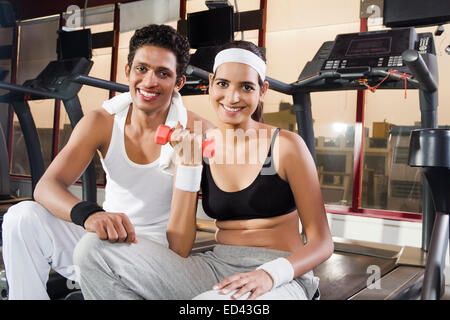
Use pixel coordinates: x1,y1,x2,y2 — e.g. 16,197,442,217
1,24,212,299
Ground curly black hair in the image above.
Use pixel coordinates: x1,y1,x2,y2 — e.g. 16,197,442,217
127,24,190,83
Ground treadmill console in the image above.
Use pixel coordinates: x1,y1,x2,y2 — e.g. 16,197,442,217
321,28,435,73
23,57,93,97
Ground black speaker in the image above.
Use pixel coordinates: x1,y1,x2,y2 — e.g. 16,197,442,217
0,1,15,28
57,29,92,60
384,0,450,28
187,6,234,49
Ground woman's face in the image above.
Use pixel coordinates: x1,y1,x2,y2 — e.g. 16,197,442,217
209,62,268,126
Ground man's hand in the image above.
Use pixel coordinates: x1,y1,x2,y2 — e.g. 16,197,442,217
84,211,137,244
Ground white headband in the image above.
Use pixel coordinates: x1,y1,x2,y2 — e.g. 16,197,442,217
213,48,266,81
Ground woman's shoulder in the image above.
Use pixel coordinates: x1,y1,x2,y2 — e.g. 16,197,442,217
277,128,306,148
275,129,311,166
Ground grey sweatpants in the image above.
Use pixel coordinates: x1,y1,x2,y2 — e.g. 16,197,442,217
73,233,319,300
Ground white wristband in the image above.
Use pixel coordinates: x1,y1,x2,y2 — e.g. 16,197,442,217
175,164,203,192
256,257,294,290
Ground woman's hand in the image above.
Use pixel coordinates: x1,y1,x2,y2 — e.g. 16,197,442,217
169,122,203,166
213,269,274,300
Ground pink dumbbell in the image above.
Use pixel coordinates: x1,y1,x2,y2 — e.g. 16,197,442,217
155,124,215,158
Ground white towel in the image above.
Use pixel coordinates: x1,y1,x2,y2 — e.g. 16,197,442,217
102,91,188,173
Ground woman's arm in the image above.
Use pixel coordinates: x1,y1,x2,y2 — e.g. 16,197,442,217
213,129,333,300
166,113,215,256
278,129,334,277
166,124,206,257
166,162,200,257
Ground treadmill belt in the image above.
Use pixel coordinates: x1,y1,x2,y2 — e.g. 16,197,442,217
314,251,396,300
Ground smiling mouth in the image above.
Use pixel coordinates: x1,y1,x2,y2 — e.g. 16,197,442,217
137,88,160,100
222,104,245,113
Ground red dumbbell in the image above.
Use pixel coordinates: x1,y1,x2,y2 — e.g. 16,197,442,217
155,124,215,158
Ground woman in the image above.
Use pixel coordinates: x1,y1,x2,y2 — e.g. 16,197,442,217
166,40,333,300
75,40,333,300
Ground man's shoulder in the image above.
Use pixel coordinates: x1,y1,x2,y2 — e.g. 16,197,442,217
71,108,114,142
186,110,215,131
80,108,114,127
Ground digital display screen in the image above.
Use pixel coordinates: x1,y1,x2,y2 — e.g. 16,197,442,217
347,57,380,68
346,37,392,56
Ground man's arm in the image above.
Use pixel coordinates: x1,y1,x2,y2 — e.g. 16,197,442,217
34,109,136,243
33,109,108,221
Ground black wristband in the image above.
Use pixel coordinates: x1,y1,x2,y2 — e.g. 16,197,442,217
70,201,105,228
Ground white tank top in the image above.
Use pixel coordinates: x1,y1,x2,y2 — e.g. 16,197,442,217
100,106,173,246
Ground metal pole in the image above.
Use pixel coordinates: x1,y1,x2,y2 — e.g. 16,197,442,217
292,92,316,162
10,100,45,194
421,210,449,299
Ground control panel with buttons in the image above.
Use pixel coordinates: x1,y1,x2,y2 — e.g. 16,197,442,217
320,28,435,73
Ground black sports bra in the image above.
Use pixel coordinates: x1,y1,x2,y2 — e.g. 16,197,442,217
201,128,297,221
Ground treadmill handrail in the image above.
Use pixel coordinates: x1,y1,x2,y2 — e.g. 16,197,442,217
402,49,438,93
186,64,294,95
292,69,420,90
0,81,67,101
71,75,129,93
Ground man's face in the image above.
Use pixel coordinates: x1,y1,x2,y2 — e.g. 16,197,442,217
126,45,183,114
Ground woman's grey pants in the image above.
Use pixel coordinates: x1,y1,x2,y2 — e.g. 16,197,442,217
73,233,319,300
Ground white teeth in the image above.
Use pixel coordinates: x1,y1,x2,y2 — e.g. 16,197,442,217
223,105,242,112
139,89,157,97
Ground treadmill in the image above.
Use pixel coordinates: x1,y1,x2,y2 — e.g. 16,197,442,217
188,26,439,300
0,31,98,299
0,29,103,210
289,27,437,300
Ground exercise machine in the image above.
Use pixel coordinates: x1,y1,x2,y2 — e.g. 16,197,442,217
408,129,450,299
0,56,97,202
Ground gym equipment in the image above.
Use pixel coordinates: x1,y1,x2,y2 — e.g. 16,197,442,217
291,27,438,254
408,129,450,299
0,67,11,202
280,27,439,299
155,124,216,158
0,270,7,300
0,57,97,201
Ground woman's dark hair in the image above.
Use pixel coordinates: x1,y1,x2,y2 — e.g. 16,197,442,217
214,41,266,122
127,24,190,84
